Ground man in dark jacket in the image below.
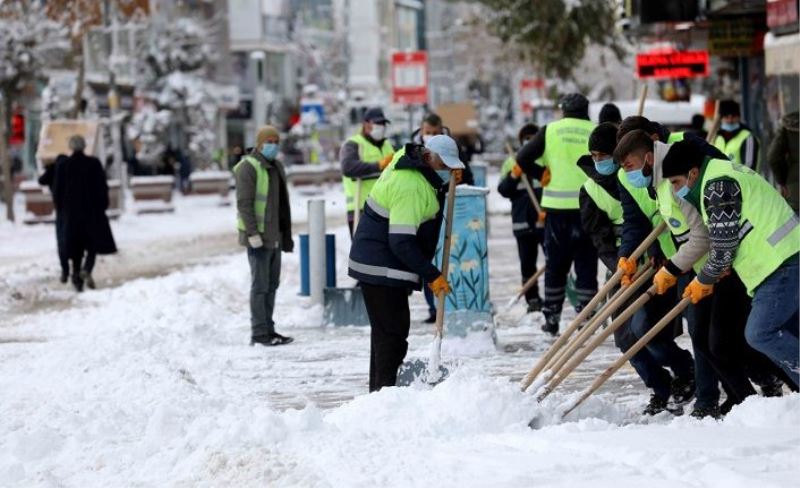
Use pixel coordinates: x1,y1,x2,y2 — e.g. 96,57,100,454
767,111,799,212
53,136,117,292
516,93,597,335
498,123,544,312
234,125,294,347
38,154,69,283
348,135,463,391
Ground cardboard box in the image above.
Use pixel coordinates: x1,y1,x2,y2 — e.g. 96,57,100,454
37,120,103,165
435,102,480,138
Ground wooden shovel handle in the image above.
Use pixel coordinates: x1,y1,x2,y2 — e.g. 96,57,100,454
434,175,458,338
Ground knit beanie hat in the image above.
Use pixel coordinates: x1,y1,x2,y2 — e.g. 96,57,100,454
661,140,704,178
255,125,280,148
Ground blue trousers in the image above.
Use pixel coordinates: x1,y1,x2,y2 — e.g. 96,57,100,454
745,256,800,387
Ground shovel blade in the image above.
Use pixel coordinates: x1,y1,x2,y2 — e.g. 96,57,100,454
396,358,450,387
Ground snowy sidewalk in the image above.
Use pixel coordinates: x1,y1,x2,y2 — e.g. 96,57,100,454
0,186,798,486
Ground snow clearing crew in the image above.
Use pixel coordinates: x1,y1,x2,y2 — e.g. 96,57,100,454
580,123,695,415
498,123,545,312
235,125,294,347
348,135,464,392
339,107,395,236
662,140,800,390
516,93,598,335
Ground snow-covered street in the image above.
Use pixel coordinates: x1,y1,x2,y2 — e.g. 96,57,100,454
1,183,798,487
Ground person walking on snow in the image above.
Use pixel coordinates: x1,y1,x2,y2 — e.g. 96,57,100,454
38,154,70,283
52,136,117,292
348,135,463,392
339,107,395,236
497,123,545,312
515,93,598,335
235,125,294,347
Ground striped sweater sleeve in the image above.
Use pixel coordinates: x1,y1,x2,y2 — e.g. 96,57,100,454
697,178,742,284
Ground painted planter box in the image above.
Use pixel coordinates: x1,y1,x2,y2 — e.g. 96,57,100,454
434,185,493,337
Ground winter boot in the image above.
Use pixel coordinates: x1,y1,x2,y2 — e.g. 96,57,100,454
541,314,559,336
60,269,69,284
80,270,96,290
251,332,294,347
424,311,436,324
689,404,721,420
670,375,696,405
755,375,784,397
526,296,543,313
719,398,737,416
71,274,84,293
642,395,668,416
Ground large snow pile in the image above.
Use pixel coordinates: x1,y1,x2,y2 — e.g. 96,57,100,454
1,245,797,486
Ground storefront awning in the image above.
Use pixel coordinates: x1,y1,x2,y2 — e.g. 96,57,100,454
765,32,800,75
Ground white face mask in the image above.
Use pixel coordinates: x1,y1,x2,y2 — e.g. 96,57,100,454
369,124,386,140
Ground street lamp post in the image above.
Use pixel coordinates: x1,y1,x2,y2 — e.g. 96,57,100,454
104,0,126,212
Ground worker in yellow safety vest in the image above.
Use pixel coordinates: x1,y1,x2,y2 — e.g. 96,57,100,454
339,107,395,235
714,99,760,171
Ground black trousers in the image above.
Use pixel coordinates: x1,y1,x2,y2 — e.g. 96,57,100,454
693,272,786,404
362,283,411,392
515,230,543,302
543,211,597,318
70,250,96,277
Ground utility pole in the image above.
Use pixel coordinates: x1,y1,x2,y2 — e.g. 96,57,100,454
104,0,126,212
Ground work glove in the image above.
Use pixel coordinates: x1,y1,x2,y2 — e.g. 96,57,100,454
538,211,547,224
540,168,551,187
428,274,451,297
683,278,714,304
248,235,264,249
452,169,464,185
511,164,523,179
653,267,677,295
379,153,394,170
617,256,637,286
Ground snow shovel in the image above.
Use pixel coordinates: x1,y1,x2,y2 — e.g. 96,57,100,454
520,222,666,392
545,263,653,376
505,266,546,311
396,175,458,386
557,297,692,422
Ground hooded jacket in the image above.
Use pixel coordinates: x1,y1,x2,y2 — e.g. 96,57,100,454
651,141,710,274
577,155,621,271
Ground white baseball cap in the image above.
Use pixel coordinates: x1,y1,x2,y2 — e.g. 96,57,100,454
424,135,465,169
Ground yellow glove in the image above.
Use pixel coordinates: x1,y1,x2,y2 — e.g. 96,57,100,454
511,164,523,178
452,169,463,185
379,153,394,170
540,168,551,187
428,275,451,297
653,267,677,295
683,278,714,304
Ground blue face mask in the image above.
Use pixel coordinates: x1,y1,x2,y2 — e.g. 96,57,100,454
721,122,740,132
626,168,652,188
674,185,690,200
594,157,617,176
260,143,279,160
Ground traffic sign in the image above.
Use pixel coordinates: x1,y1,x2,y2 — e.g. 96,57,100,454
392,51,428,105
520,78,545,113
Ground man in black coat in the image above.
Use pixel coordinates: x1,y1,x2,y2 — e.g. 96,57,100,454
38,154,69,283
53,135,117,291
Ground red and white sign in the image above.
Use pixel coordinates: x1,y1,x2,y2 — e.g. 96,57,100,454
767,0,799,29
636,49,710,80
392,51,428,105
520,78,545,113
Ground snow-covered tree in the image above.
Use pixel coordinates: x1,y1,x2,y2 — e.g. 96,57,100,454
129,17,220,169
0,1,68,221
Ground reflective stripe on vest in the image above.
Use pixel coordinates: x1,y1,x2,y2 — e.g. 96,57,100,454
617,168,677,258
234,155,269,233
714,130,759,169
540,118,595,210
343,133,394,212
700,159,800,294
655,179,706,272
348,258,420,283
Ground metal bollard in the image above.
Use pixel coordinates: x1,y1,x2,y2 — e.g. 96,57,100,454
308,199,326,306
